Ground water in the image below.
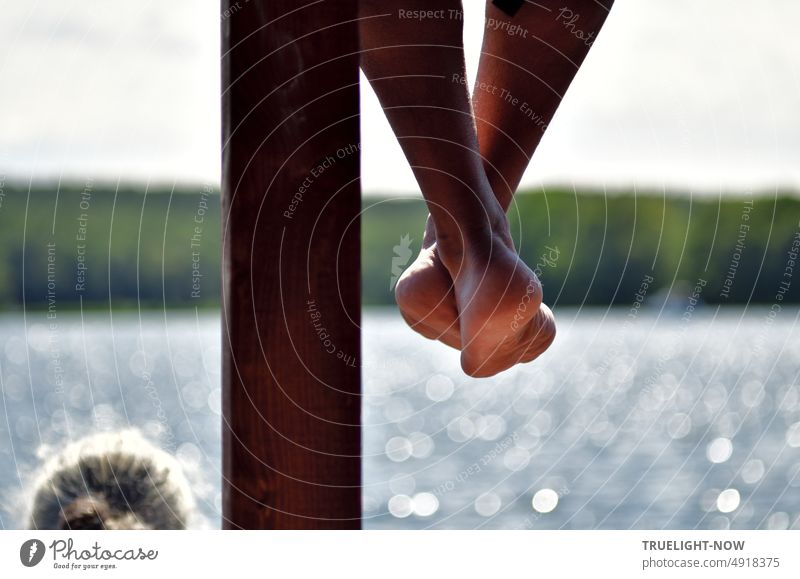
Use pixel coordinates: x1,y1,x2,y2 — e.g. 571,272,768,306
0,310,222,529
363,307,800,530
1,307,799,529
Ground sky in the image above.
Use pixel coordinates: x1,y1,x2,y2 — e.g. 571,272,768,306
1,0,798,194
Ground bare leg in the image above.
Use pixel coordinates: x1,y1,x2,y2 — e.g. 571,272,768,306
477,0,615,204
361,0,548,376
396,0,614,366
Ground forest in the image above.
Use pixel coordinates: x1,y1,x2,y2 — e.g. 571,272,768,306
1,181,797,310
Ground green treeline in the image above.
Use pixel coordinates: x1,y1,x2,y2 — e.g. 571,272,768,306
0,182,798,309
0,181,220,309
364,189,800,307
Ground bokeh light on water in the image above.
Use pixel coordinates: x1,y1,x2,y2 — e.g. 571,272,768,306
1,306,800,529
0,311,221,528
362,307,800,530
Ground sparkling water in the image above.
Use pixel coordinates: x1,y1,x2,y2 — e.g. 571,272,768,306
1,307,798,529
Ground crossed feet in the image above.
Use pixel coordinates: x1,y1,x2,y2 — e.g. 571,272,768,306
394,216,556,377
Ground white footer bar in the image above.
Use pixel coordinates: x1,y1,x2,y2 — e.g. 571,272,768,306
1,531,796,578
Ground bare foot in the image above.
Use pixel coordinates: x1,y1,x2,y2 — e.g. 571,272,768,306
441,231,556,377
394,218,461,349
396,218,556,376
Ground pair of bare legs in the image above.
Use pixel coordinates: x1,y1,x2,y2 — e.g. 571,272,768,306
360,0,613,376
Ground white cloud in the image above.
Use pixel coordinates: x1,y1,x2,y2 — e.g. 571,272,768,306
1,0,798,192
0,0,220,184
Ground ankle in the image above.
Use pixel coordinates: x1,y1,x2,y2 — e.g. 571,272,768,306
435,217,512,274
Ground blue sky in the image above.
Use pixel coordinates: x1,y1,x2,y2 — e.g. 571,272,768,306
1,0,798,194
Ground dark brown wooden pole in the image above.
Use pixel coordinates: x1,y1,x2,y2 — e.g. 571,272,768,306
221,0,361,529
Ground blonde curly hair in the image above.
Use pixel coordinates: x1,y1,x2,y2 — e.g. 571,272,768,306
28,430,193,530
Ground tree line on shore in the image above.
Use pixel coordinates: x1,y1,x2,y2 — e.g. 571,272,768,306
0,182,797,310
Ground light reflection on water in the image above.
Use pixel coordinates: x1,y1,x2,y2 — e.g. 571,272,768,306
1,307,799,529
362,307,800,530
0,311,222,529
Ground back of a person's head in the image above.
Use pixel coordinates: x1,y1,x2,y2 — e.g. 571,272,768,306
28,430,193,530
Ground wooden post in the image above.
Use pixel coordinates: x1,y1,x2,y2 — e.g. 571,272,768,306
221,0,361,529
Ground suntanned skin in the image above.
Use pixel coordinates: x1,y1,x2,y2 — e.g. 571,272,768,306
359,0,613,376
